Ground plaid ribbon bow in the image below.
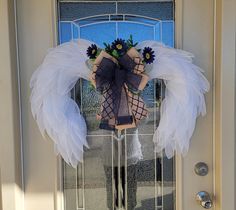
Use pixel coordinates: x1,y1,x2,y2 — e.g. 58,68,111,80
91,48,149,131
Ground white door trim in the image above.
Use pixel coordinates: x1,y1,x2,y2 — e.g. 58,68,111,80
214,0,236,210
174,0,183,209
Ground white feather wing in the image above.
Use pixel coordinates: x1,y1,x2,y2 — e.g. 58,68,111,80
138,41,210,158
30,39,93,167
30,38,209,165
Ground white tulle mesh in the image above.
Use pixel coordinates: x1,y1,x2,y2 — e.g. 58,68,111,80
30,39,209,167
138,41,209,158
30,39,93,167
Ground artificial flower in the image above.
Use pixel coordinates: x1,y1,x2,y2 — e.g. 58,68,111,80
87,44,98,59
111,38,128,55
142,47,155,64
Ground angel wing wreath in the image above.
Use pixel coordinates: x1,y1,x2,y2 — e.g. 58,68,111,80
30,37,209,168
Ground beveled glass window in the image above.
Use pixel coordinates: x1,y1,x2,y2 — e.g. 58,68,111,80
58,1,175,210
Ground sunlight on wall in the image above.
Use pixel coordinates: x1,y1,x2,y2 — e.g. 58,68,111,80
24,193,55,210
1,183,24,210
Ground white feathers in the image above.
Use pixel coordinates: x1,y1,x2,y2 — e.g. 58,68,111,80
30,40,92,167
138,41,210,158
30,39,209,167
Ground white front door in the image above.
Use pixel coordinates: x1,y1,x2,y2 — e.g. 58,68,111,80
17,0,214,210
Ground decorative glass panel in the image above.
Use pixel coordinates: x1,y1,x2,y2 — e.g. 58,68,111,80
59,1,175,210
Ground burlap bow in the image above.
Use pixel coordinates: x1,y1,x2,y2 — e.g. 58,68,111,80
90,47,149,131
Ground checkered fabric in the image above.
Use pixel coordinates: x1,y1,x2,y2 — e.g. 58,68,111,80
128,90,148,122
100,87,115,119
133,57,144,75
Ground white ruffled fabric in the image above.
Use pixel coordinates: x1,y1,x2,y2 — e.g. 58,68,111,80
30,39,209,167
138,41,210,158
101,129,143,167
30,39,92,167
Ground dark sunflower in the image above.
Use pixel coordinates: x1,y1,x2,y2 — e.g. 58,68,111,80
142,47,155,64
111,38,128,55
87,44,98,59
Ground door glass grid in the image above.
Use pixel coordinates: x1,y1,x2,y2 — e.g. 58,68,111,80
59,1,175,210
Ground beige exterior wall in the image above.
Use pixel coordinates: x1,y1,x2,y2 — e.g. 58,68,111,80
0,0,235,209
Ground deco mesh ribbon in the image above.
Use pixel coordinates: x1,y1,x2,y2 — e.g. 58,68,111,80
90,48,149,131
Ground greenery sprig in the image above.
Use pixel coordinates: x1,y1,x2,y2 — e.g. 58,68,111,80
126,35,138,49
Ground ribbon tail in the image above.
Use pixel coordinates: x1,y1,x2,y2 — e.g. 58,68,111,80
99,87,116,130
128,91,148,123
116,86,133,125
115,92,136,130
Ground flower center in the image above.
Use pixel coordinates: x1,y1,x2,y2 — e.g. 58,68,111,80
116,44,123,50
92,49,96,54
145,53,151,59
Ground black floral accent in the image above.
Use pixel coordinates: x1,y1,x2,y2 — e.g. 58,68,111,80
87,44,98,59
142,47,155,64
111,38,128,55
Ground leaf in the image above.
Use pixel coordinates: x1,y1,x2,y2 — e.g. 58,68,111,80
126,34,139,48
112,49,119,58
129,34,133,41
103,42,109,48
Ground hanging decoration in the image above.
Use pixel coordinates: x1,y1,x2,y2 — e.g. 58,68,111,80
87,37,152,131
30,37,210,167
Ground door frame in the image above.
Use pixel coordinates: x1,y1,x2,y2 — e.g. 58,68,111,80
214,0,236,209
0,0,235,210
